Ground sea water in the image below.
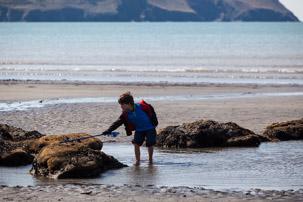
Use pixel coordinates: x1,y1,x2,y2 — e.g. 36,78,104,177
0,22,303,85
0,141,302,190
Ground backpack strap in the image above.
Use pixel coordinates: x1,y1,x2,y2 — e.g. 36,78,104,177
139,99,153,117
139,99,158,127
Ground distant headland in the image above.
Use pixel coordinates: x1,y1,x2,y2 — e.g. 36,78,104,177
0,0,299,22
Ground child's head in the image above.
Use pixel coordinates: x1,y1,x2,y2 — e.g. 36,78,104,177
118,91,134,105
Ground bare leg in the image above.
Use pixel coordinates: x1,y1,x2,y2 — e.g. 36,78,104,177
134,144,141,162
148,146,154,162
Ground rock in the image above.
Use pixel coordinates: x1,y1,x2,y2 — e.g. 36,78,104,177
24,132,126,179
157,120,263,148
0,124,104,167
0,148,34,166
263,119,303,141
27,133,103,154
225,134,262,147
0,124,44,142
1,132,104,167
32,143,126,179
0,124,44,166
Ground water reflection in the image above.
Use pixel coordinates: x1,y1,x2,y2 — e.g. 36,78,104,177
125,162,158,186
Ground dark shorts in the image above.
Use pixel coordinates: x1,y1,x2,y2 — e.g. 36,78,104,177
132,128,157,147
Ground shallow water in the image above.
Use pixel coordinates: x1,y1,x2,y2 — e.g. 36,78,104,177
1,141,302,190
1,92,303,111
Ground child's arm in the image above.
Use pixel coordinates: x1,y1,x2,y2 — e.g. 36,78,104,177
102,113,124,135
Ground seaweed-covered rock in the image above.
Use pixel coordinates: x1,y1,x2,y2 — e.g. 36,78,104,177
263,119,303,141
0,124,44,141
0,124,102,167
28,132,125,178
0,124,44,166
28,133,103,154
1,125,126,176
0,148,34,166
157,120,263,148
32,143,126,179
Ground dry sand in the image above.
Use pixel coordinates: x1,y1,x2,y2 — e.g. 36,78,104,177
0,81,303,201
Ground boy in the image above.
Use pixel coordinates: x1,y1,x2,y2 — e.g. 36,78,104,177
102,91,158,163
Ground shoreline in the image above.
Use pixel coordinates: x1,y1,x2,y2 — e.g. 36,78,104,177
2,79,303,87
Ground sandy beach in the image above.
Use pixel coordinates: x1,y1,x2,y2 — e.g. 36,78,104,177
1,81,302,138
1,81,303,201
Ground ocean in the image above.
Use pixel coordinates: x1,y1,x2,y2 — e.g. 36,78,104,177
1,22,303,85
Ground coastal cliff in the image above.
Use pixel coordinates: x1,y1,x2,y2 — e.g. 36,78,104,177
0,0,299,22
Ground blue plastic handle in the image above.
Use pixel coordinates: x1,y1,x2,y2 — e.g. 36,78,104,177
60,132,119,143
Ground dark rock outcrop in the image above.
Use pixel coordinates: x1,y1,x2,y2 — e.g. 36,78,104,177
0,0,298,22
0,125,102,167
0,124,44,166
0,124,44,142
157,120,266,148
0,124,126,178
32,143,126,179
0,140,34,166
263,119,303,141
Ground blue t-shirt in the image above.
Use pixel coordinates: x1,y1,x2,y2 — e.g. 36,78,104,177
126,103,155,131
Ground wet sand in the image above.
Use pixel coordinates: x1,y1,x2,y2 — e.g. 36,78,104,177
1,81,303,201
1,81,302,138
1,184,303,202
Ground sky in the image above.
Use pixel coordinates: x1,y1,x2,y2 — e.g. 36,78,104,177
279,0,303,21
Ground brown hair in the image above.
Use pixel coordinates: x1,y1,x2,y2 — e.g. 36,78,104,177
118,91,134,105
